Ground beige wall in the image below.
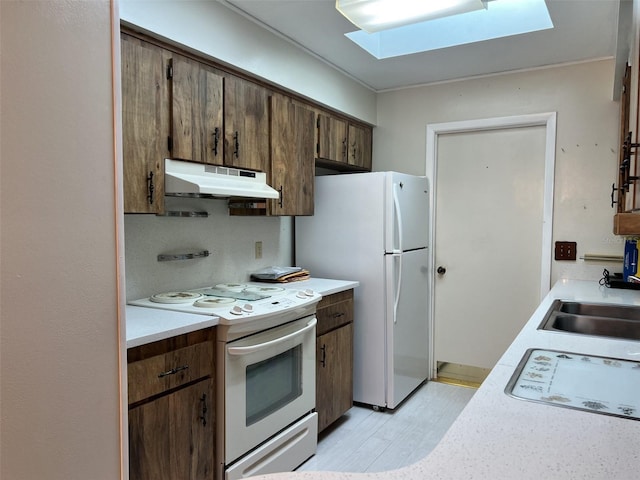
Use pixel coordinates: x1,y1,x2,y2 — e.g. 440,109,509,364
0,1,123,479
376,60,622,286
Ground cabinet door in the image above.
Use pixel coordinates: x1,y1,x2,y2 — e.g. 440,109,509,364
129,378,214,480
317,114,348,163
121,35,169,213
348,123,372,170
269,95,315,216
316,324,353,432
171,55,224,165
224,76,269,171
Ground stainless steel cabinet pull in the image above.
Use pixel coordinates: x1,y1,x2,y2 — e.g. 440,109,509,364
157,250,209,262
157,365,189,378
199,393,208,426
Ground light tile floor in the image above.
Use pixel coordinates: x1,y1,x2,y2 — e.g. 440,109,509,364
297,381,476,473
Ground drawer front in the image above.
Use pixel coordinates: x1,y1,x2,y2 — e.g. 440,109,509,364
317,289,353,310
128,341,213,404
317,299,353,336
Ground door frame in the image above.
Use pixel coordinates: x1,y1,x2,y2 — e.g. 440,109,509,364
425,112,557,378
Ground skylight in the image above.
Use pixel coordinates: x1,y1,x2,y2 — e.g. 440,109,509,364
345,0,553,59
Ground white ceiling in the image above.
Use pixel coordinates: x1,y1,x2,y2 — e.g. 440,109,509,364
220,0,626,92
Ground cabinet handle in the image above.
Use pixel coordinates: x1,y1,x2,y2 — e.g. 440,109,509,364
332,312,345,319
213,127,220,156
342,138,347,161
233,131,240,158
147,171,155,205
199,393,208,427
157,365,189,378
351,142,357,161
320,344,327,368
278,185,283,208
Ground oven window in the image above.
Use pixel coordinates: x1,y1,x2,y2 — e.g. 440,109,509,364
245,345,302,426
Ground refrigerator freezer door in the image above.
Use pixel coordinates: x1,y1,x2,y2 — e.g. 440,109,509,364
385,173,429,253
385,247,430,408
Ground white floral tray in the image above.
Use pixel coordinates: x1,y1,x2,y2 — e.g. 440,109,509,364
505,349,640,420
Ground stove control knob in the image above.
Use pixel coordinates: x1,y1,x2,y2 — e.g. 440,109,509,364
296,289,315,299
230,305,244,315
242,304,253,312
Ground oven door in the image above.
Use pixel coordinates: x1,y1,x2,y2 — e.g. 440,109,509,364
224,315,316,464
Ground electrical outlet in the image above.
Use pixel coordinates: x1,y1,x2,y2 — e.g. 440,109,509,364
255,241,263,259
555,241,577,261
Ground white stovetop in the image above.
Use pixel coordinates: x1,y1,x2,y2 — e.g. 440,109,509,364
247,278,640,480
125,278,359,348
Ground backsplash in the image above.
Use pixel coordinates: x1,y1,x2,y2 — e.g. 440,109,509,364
124,197,294,300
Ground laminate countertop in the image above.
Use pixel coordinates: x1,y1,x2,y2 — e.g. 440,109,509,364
249,278,640,480
125,278,359,348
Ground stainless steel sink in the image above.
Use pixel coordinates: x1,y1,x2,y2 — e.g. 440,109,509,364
539,299,640,341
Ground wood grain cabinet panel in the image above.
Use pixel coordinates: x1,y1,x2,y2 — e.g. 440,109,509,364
170,55,224,165
129,378,214,480
315,290,354,432
317,113,348,164
224,75,270,172
316,324,353,432
317,113,372,172
127,329,215,480
128,341,214,404
348,123,373,171
121,34,170,213
269,95,315,216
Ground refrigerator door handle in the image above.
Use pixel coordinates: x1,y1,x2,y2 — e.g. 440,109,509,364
392,252,403,324
392,183,403,254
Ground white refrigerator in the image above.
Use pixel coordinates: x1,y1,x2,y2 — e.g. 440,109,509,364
295,172,430,409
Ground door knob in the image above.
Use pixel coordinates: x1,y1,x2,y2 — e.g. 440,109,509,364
437,266,446,275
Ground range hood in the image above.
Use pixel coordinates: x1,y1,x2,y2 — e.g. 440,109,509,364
164,159,279,199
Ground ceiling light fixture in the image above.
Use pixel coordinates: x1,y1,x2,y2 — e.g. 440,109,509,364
336,0,487,33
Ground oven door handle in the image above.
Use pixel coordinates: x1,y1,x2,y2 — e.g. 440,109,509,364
227,318,317,356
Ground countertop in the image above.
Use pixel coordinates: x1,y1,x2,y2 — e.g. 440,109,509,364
249,279,640,480
125,278,359,348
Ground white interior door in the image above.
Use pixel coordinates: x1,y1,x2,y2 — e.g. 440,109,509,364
433,125,547,371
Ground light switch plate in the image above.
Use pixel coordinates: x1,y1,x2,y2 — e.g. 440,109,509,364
555,241,577,261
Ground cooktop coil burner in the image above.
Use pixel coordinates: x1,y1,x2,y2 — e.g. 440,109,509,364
150,291,204,304
193,297,236,308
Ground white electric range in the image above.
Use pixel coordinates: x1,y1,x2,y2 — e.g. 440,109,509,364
129,282,322,480
129,282,321,332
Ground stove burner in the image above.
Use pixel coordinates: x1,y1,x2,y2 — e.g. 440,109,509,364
150,292,204,304
194,297,236,308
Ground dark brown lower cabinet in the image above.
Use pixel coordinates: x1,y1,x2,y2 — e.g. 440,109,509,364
127,329,215,480
129,378,214,480
315,290,354,432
